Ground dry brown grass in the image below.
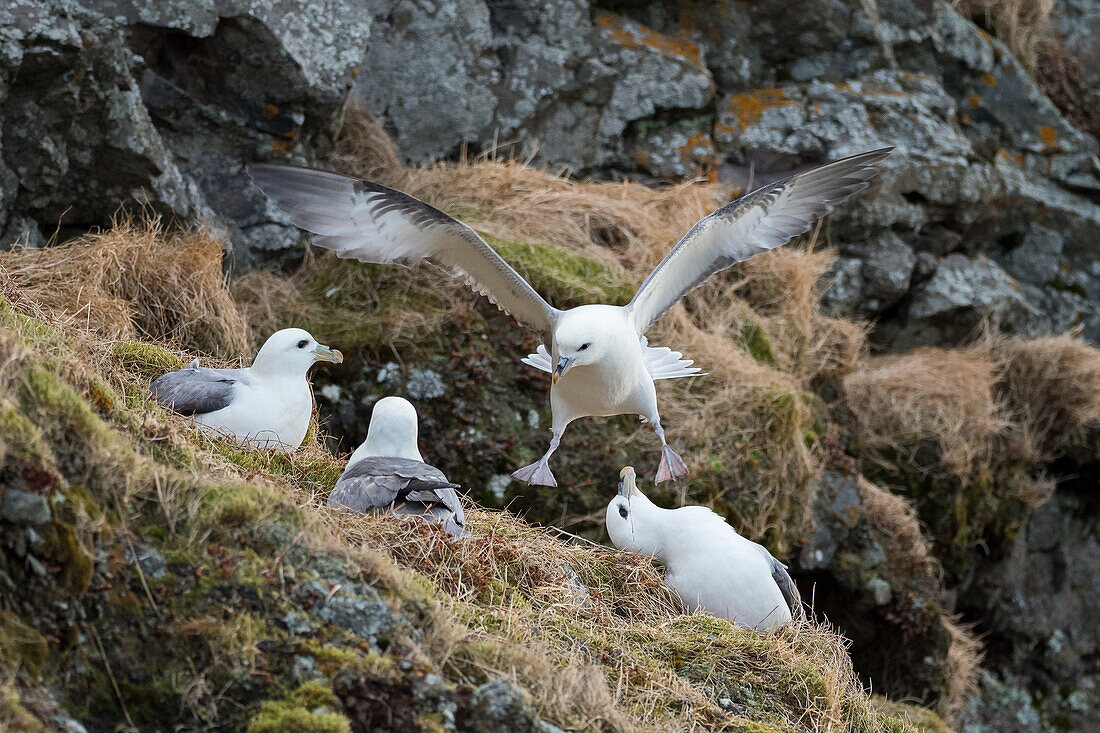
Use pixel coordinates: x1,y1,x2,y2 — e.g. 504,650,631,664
941,616,983,722
858,476,937,581
0,216,249,359
994,335,1100,459
953,0,1053,68
319,504,894,732
843,348,1005,482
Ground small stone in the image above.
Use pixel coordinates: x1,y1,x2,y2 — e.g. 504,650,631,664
124,544,166,580
282,611,318,635
316,587,393,645
1,490,51,526
406,369,445,400
289,654,322,683
27,555,48,577
866,577,892,606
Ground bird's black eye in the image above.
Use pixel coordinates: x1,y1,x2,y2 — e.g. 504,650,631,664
618,504,628,519
296,339,308,349
579,343,590,351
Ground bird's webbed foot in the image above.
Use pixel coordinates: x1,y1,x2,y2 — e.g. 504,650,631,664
655,445,689,483
511,458,558,487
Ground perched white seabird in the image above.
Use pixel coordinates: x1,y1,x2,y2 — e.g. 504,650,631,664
328,396,468,538
150,328,342,452
249,148,890,486
605,467,802,631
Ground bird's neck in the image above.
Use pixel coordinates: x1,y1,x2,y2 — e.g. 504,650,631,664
350,435,422,464
632,500,676,563
250,360,309,382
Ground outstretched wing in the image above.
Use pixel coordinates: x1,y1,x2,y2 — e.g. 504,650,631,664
150,365,244,416
249,164,559,335
627,148,892,334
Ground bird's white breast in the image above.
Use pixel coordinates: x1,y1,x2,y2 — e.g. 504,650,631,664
195,373,313,452
552,308,655,420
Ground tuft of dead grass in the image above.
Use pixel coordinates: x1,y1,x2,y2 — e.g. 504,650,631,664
843,347,1005,482
941,616,983,722
858,476,937,582
994,335,1100,460
0,215,249,359
953,0,1054,69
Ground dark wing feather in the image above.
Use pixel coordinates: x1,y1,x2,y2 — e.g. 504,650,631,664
628,148,892,334
328,456,468,538
149,365,244,416
768,556,804,619
249,164,558,336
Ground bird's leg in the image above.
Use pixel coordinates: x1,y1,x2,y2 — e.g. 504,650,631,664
511,430,561,487
653,421,688,483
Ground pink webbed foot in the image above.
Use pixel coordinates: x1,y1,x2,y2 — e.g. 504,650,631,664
655,445,689,483
511,458,558,487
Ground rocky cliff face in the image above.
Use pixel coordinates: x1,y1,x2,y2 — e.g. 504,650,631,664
2,1,1099,731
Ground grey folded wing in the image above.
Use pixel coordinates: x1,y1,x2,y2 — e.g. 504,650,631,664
766,552,804,620
328,456,468,538
149,363,246,416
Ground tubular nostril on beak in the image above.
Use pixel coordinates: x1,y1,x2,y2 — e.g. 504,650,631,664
553,356,572,384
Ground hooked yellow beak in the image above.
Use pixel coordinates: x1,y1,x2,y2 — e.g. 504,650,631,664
313,344,343,364
553,356,572,385
617,466,636,498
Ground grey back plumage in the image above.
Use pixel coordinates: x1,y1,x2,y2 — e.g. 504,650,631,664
150,360,247,416
328,456,468,538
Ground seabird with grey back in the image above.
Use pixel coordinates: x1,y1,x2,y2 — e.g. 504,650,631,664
248,147,891,487
606,467,802,631
328,396,468,538
150,327,342,452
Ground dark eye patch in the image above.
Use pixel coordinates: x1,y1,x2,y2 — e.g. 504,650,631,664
579,343,590,351
618,504,628,519
297,339,308,349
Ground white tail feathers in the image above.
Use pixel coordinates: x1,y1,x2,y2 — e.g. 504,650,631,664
521,342,704,381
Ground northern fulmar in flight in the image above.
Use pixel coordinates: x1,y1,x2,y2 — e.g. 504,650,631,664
328,396,468,538
606,467,802,631
249,148,890,486
150,327,342,452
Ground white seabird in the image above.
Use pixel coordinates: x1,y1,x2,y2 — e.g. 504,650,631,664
249,148,890,486
605,467,802,631
150,327,342,452
328,396,468,538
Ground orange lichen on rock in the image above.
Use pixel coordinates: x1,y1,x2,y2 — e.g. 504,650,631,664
980,72,998,86
1038,126,1058,146
595,10,702,65
721,89,796,131
968,94,983,108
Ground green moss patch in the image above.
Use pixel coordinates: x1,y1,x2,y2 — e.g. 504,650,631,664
486,234,636,308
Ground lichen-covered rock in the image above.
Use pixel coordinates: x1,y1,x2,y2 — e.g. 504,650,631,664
1,0,374,266
0,0,207,246
795,471,960,709
957,478,1100,732
352,0,498,165
901,253,1036,348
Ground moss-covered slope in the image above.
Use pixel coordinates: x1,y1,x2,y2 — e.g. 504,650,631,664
0,295,943,731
